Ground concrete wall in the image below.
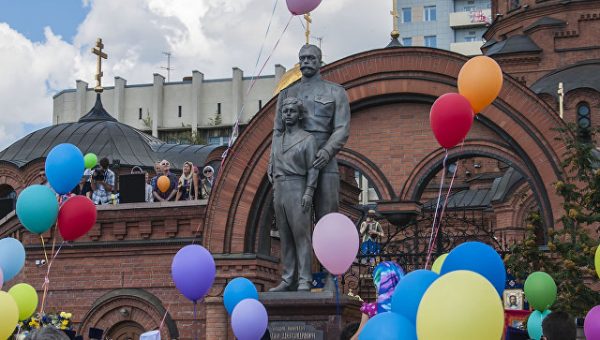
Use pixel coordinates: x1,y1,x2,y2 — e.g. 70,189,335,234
53,65,285,134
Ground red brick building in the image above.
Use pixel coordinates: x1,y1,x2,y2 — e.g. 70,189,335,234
0,1,599,338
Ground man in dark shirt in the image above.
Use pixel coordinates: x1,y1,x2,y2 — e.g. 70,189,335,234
152,159,177,201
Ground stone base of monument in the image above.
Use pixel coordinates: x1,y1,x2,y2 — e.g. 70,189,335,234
260,291,362,340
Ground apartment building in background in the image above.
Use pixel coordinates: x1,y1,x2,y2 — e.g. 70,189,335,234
397,0,492,55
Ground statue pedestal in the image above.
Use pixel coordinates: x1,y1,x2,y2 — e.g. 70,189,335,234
260,291,362,340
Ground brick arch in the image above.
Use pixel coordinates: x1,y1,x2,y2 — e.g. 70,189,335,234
204,47,566,254
0,162,25,192
78,288,178,340
337,148,395,201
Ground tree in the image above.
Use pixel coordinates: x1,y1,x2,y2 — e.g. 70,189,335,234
505,123,600,317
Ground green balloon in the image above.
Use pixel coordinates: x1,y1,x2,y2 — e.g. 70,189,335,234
84,153,98,169
524,272,557,311
8,283,38,320
595,244,600,280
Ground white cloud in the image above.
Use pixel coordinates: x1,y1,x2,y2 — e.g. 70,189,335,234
0,0,391,150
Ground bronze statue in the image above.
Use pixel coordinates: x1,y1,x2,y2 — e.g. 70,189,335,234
274,44,351,222
269,97,319,291
270,44,351,291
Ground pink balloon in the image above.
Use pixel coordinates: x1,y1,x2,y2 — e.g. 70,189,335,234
286,0,322,15
585,305,600,340
313,213,359,275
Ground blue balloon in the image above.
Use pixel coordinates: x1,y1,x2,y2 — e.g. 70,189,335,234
224,277,259,314
391,269,439,324
0,238,26,281
45,143,84,194
359,312,417,340
16,185,58,234
440,241,506,295
527,310,551,340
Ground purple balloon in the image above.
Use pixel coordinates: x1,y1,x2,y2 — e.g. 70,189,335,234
585,305,600,340
171,245,216,302
313,213,359,275
286,0,321,15
231,299,268,340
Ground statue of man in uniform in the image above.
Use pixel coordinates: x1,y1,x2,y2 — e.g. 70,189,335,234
274,44,351,222
270,44,351,291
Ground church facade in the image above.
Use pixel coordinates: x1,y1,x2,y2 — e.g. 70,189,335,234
0,0,599,339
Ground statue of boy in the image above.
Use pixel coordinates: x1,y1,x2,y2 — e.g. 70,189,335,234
268,97,319,292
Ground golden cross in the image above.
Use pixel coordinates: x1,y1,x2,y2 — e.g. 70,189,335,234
304,13,312,45
91,38,108,93
390,0,400,39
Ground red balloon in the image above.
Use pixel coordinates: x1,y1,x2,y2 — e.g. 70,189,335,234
58,196,97,241
430,93,474,149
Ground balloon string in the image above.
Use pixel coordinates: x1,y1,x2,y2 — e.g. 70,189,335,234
334,275,340,326
221,13,294,167
426,140,465,264
40,235,49,266
193,301,198,340
159,303,171,331
425,150,448,268
40,241,64,314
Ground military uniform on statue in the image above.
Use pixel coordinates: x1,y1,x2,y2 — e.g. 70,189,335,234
272,44,351,292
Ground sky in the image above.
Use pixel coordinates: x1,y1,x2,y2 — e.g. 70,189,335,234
0,0,391,150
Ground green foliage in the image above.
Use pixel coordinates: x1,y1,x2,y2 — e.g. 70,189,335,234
505,123,600,317
209,112,222,126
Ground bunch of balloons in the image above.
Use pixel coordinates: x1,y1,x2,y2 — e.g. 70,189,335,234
16,143,97,241
223,277,269,340
430,56,503,149
359,241,506,340
0,238,39,339
523,271,557,340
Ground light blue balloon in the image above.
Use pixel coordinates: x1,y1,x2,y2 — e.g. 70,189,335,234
16,185,58,234
440,241,506,296
45,143,84,195
527,309,551,340
391,269,439,324
359,312,417,340
224,277,259,314
0,238,26,281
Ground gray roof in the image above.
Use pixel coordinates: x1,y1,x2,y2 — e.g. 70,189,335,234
484,35,542,56
524,17,566,32
0,94,223,170
423,168,524,210
531,59,600,98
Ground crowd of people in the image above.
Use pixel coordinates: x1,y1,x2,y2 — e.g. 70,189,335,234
38,157,215,205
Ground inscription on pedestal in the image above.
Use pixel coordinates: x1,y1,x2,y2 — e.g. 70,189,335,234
269,321,323,340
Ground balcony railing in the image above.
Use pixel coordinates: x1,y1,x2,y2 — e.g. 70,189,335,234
449,9,492,28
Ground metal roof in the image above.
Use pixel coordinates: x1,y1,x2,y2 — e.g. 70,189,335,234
0,94,223,170
484,35,542,56
531,59,600,98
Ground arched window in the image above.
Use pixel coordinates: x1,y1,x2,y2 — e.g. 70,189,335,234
577,102,591,141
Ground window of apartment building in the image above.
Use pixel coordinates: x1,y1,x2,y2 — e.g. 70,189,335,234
464,36,477,42
424,6,436,21
402,7,411,23
138,108,142,120
425,35,437,48
402,37,412,46
464,5,476,12
217,103,222,115
178,105,182,118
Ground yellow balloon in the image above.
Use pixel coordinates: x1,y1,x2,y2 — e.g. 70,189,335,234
0,291,18,339
417,270,504,340
8,283,38,321
431,253,448,274
595,244,600,279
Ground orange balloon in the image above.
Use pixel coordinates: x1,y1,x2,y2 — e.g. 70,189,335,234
458,56,503,114
157,175,170,193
